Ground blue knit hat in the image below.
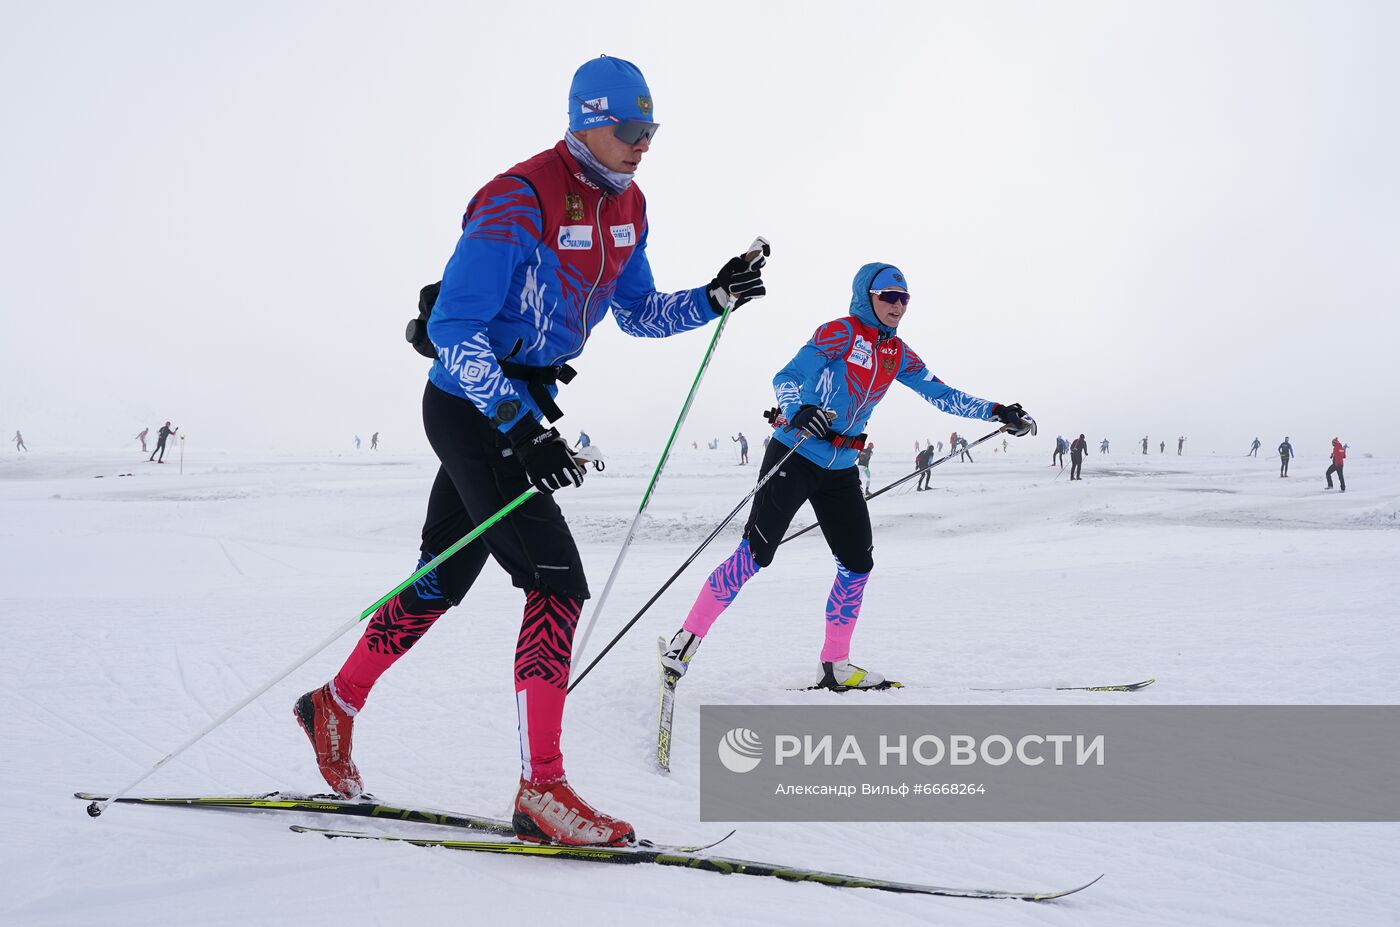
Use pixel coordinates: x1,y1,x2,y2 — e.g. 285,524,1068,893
568,56,654,131
870,265,908,292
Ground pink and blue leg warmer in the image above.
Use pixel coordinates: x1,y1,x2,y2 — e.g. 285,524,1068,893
821,559,870,662
682,540,760,637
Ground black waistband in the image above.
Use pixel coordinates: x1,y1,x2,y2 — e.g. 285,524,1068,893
498,360,577,423
825,431,868,450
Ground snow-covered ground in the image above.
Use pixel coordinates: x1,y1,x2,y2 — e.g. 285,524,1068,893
4,445,1398,926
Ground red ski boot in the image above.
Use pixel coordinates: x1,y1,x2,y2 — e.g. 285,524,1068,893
512,778,635,846
293,683,364,799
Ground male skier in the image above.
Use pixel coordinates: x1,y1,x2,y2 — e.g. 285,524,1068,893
292,56,768,846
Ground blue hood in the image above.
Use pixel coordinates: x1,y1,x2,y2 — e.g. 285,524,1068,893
849,262,907,338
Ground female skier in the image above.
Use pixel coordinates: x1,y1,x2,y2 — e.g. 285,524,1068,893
660,263,1034,690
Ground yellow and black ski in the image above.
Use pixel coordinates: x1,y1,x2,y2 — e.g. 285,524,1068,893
293,825,1102,901
656,636,680,772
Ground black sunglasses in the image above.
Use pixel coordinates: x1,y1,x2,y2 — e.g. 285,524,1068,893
613,120,660,144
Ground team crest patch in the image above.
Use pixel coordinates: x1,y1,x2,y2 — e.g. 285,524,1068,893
879,355,897,374
565,193,584,222
637,95,652,117
847,336,873,369
557,225,594,250
610,223,636,247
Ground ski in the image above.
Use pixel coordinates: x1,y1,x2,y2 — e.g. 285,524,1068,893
292,825,1101,901
971,678,1156,693
293,823,734,855
795,681,905,692
74,791,513,835
791,678,1153,693
656,636,680,772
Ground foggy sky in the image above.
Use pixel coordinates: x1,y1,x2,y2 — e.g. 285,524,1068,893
2,1,1396,461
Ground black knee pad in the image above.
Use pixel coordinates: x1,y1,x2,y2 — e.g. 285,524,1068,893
836,549,874,575
746,532,778,569
521,573,591,602
426,548,487,607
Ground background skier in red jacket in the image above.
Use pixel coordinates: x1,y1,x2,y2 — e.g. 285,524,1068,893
1325,438,1346,492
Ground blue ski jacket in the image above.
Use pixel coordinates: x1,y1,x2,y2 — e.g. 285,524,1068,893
772,263,999,470
427,140,715,432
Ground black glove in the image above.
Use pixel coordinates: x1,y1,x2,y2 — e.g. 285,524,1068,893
788,404,831,438
507,420,584,494
991,402,1037,438
706,244,769,314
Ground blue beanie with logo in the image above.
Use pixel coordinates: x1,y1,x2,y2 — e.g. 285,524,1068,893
568,56,655,131
870,265,908,291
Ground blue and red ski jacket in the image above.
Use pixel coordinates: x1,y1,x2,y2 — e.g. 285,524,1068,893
427,140,714,431
772,263,999,470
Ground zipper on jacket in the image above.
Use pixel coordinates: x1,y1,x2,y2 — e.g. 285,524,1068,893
561,195,608,364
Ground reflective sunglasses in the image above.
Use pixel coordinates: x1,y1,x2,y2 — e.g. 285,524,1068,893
870,288,911,306
574,96,660,145
613,120,660,144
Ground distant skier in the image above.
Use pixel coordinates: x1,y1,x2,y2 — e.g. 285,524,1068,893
732,432,749,464
937,440,943,455
148,422,177,463
915,442,934,491
1177,435,1185,455
370,432,380,450
1052,435,1067,468
135,427,149,452
958,435,973,462
13,430,27,452
1069,434,1087,480
289,53,770,848
1278,436,1294,477
577,430,590,449
1325,437,1346,492
857,442,874,495
1142,436,1148,455
1249,437,1261,457
660,262,1035,692
1159,440,1165,454
1099,438,1109,454
1001,437,1008,453
354,435,361,450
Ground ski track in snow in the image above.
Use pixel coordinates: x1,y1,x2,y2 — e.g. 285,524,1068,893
3,447,1398,926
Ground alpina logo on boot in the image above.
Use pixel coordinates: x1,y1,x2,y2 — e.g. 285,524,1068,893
519,787,609,842
325,711,342,762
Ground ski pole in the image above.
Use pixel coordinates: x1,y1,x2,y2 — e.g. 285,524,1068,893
568,430,809,693
570,236,769,681
777,426,1008,547
87,486,539,819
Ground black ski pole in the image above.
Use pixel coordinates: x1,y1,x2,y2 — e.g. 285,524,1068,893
777,425,1008,547
567,427,815,693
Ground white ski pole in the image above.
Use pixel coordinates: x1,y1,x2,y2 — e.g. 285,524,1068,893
569,236,769,681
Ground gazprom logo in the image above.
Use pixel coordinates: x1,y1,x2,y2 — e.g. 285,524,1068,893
718,727,763,773
557,225,593,250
